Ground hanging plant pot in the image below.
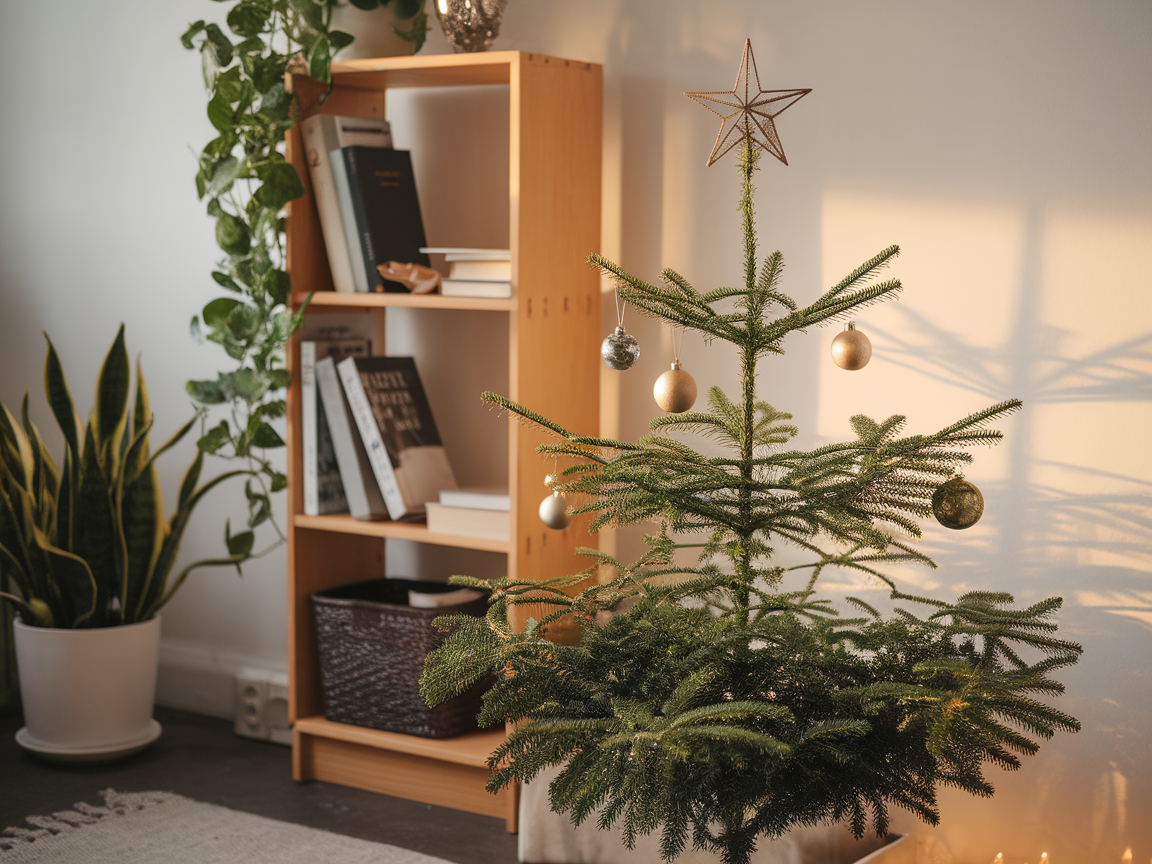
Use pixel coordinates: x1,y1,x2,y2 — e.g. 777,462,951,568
13,616,162,764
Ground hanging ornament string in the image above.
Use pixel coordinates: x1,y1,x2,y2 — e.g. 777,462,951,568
602,286,641,370
672,325,685,366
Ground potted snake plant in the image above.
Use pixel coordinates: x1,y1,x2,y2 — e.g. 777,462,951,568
0,325,250,762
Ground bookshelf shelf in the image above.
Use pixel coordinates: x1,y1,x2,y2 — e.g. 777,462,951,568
284,51,602,835
294,291,516,312
294,513,511,554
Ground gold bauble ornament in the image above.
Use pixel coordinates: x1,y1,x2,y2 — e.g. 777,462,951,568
932,477,985,530
831,322,872,371
653,362,698,413
538,491,572,530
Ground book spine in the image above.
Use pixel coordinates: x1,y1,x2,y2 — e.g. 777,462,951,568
340,147,382,293
300,116,356,294
300,341,319,516
314,358,378,520
336,357,408,520
329,148,370,293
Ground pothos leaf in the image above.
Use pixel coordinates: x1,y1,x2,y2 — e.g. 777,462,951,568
254,162,304,211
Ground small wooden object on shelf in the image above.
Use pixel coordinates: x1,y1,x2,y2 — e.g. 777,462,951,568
285,51,602,834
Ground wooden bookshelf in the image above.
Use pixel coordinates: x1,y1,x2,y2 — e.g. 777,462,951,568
284,52,602,834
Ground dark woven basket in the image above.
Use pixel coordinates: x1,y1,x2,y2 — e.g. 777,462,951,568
311,578,490,738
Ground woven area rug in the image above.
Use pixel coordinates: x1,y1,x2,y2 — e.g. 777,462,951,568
0,789,457,864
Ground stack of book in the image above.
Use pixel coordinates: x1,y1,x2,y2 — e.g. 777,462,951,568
301,343,458,522
425,488,511,541
422,247,512,298
301,114,431,294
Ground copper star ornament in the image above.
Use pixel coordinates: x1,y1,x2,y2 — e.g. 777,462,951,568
686,39,811,167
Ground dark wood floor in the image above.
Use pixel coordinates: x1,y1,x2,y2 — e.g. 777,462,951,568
0,706,520,864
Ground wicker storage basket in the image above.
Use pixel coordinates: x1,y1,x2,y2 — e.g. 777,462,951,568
311,578,490,738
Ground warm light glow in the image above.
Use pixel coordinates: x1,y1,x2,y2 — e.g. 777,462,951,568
437,0,448,12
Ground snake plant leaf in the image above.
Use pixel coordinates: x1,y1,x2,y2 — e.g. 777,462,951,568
43,336,83,474
142,467,250,617
72,424,121,625
121,439,165,623
0,485,33,593
20,394,46,512
132,361,151,441
178,450,205,511
32,525,98,627
0,403,34,490
56,446,75,551
136,414,200,483
93,324,130,479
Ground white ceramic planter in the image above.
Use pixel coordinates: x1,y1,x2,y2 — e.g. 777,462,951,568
13,615,162,763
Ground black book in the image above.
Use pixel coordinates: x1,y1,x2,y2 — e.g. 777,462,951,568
340,147,430,293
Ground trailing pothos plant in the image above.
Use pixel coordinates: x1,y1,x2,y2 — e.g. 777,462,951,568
180,0,427,550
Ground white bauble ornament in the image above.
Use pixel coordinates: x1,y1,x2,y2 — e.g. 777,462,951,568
538,491,572,530
653,362,697,413
831,322,872,370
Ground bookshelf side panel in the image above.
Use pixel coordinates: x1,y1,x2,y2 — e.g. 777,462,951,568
509,57,603,629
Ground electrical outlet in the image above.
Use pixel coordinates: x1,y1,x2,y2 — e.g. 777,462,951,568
233,668,291,745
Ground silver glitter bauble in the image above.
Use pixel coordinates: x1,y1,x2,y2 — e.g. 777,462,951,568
601,325,640,370
831,322,872,371
434,0,509,53
932,477,985,530
538,492,572,530
653,362,698,413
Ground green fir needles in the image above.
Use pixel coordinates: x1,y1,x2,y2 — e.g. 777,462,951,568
421,142,1080,864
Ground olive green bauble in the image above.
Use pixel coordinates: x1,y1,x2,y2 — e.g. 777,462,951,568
932,477,985,529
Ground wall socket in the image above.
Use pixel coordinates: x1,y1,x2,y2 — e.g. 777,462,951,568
233,668,291,745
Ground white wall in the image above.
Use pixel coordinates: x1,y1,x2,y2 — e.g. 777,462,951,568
0,2,1148,862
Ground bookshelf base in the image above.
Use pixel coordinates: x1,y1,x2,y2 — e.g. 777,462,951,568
292,717,517,832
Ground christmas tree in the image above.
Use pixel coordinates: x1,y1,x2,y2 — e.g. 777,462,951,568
421,41,1081,864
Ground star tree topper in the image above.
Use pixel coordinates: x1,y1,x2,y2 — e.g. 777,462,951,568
686,39,811,167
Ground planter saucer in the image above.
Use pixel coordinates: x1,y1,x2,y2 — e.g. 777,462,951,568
15,720,162,765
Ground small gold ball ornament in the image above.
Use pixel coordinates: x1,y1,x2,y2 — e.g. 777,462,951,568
538,491,572,530
653,361,698,413
831,322,872,371
932,476,985,530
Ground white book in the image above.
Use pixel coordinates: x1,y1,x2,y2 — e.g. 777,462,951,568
407,587,486,608
330,147,371,293
421,247,510,261
441,278,512,299
439,487,510,511
300,341,319,515
335,358,408,520
314,357,388,520
301,115,392,294
425,503,511,542
447,259,512,281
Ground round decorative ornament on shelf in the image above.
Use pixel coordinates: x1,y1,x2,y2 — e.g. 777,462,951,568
602,325,640,370
539,491,572,530
435,0,509,53
932,476,985,530
654,361,698,413
831,322,872,371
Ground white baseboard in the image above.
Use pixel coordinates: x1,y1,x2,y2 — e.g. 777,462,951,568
156,639,286,721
